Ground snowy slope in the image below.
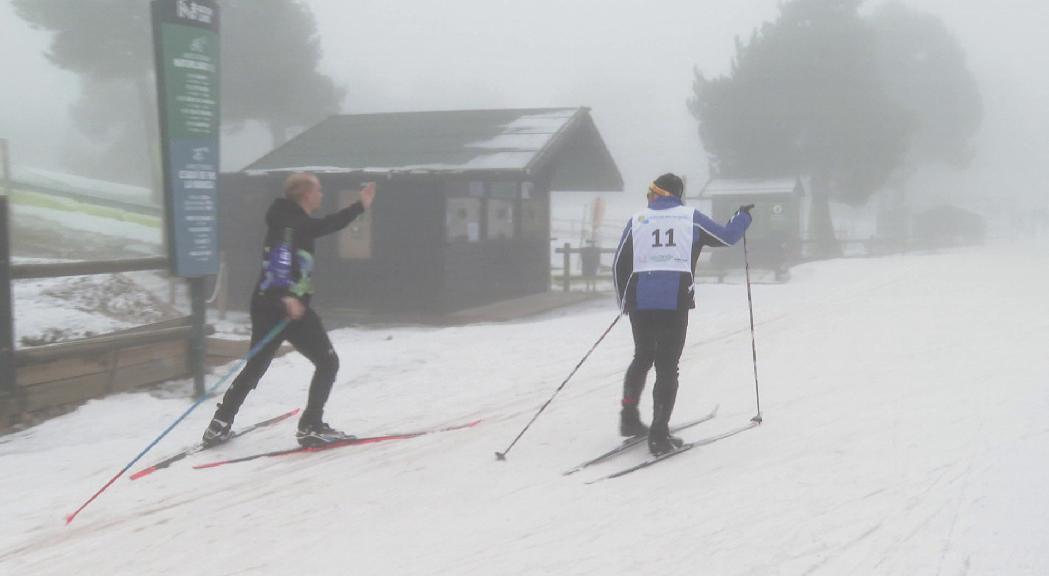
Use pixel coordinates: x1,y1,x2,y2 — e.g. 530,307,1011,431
2,242,1049,575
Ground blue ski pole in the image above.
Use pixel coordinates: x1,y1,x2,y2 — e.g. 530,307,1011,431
66,319,290,525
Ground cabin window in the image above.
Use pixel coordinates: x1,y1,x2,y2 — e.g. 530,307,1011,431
446,181,483,243
487,182,516,240
338,186,372,259
520,182,546,240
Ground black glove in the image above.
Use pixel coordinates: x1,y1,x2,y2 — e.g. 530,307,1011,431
737,204,755,215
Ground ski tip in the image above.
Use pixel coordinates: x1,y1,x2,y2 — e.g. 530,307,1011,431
129,466,156,481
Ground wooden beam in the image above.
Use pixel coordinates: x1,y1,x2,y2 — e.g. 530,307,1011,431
109,356,189,393
21,372,111,413
16,354,111,387
116,339,189,369
10,257,168,280
15,326,196,365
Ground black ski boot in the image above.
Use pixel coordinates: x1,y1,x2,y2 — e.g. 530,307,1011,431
202,411,233,447
647,427,684,456
297,414,355,448
619,405,650,437
648,399,683,455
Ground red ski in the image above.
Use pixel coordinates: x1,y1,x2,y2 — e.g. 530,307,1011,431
130,408,300,480
193,419,483,470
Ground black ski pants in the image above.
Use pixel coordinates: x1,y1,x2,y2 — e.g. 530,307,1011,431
217,299,339,424
622,309,689,432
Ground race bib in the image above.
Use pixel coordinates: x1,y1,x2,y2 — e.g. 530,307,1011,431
631,206,695,273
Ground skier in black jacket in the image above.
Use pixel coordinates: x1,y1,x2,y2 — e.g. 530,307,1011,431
203,172,375,447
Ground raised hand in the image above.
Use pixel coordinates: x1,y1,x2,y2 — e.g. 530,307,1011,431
360,182,376,210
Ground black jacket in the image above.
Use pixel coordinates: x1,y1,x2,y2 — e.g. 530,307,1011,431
252,197,365,310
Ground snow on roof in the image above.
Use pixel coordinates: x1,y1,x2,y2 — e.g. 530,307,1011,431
245,108,580,175
241,107,623,191
464,133,555,152
244,166,356,175
247,152,540,177
700,178,803,198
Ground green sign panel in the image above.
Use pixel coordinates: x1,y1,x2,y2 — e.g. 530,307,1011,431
161,24,219,139
152,0,220,277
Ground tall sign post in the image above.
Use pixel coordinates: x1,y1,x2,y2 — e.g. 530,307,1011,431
152,0,221,398
0,139,15,393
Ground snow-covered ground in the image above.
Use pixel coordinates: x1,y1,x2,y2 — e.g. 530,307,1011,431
2,241,1049,575
11,265,181,346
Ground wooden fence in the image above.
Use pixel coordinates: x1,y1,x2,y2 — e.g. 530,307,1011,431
0,257,203,430
12,317,196,414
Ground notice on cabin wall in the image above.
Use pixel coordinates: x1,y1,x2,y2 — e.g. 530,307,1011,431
339,188,372,259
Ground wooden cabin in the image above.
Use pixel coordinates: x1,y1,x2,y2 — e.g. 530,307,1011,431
220,107,623,317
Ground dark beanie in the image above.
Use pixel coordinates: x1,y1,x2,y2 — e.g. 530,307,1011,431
652,173,684,197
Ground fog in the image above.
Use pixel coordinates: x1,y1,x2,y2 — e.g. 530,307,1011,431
5,5,1049,563
1,0,1047,221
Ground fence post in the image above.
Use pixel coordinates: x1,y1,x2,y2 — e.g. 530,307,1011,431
0,138,16,393
562,242,571,292
217,251,228,320
189,277,206,398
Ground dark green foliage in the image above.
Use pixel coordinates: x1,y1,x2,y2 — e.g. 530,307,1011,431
14,0,151,81
689,0,911,205
870,2,982,169
219,0,345,146
14,0,345,184
689,0,981,250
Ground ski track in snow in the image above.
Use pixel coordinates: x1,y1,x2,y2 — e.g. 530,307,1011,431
2,242,1049,575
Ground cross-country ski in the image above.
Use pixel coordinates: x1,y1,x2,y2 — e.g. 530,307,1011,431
585,420,761,484
562,405,718,476
193,419,483,470
129,408,300,480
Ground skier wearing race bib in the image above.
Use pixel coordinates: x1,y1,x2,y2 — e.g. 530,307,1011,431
203,173,375,448
612,173,753,455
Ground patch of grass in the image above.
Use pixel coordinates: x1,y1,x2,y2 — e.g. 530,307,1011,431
10,189,162,228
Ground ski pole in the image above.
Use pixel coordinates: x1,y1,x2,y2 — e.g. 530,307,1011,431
495,313,621,461
742,234,762,424
65,318,290,525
